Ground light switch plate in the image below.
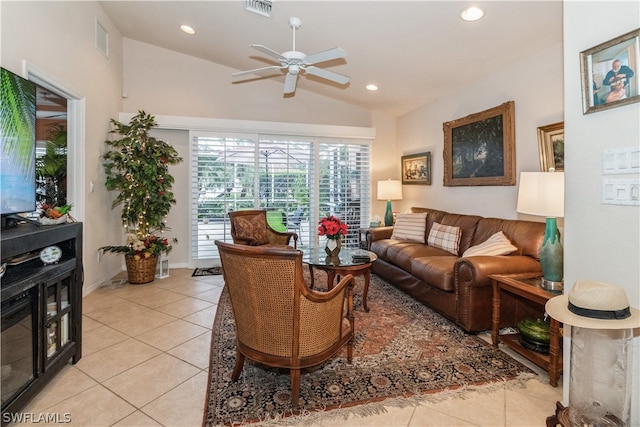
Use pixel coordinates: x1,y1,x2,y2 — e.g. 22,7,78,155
602,147,640,175
602,178,640,206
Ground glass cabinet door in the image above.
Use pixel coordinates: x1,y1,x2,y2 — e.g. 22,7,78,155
61,282,70,346
44,274,73,363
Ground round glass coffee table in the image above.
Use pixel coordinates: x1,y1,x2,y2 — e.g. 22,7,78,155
302,247,377,312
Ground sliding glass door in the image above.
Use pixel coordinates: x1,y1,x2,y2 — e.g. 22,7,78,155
191,132,370,262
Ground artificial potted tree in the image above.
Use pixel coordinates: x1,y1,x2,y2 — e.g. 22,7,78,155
101,111,182,284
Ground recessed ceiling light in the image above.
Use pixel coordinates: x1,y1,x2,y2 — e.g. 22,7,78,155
366,84,378,91
460,6,484,22
180,24,196,35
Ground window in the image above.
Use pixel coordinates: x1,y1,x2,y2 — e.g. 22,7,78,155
191,133,371,261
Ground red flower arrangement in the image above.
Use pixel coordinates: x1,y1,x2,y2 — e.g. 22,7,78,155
318,215,348,240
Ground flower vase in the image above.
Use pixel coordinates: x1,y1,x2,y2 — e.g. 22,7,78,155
125,255,158,284
325,237,342,258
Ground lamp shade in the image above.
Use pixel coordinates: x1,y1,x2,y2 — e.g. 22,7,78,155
517,172,564,218
377,179,403,201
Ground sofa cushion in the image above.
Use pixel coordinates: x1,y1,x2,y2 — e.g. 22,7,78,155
438,213,482,254
370,238,405,259
427,222,461,255
462,231,517,257
391,213,427,243
411,256,458,292
384,241,450,271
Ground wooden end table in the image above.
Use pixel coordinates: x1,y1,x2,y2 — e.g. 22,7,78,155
303,247,377,312
489,272,563,387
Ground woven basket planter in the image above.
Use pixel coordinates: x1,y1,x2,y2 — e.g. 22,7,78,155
125,255,158,284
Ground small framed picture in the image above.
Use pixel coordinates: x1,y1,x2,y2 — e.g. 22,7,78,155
580,28,640,114
537,122,564,172
401,152,431,185
443,101,516,187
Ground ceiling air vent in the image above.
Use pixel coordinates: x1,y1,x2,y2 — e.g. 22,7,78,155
245,0,273,17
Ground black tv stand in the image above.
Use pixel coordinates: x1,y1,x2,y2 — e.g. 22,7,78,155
1,222,83,423
1,214,41,230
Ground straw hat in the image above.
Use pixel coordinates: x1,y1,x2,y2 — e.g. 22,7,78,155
546,280,640,329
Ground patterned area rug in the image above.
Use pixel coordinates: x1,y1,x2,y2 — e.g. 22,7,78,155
204,273,535,426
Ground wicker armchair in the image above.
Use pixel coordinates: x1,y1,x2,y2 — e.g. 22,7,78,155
215,240,355,406
228,210,298,248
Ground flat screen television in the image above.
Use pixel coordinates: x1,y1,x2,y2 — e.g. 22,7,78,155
0,67,37,227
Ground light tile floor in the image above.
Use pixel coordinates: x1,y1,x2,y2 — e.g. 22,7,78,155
13,269,563,426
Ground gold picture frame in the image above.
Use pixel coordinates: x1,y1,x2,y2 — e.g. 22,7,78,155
580,28,640,114
401,152,431,185
443,101,516,187
537,122,564,172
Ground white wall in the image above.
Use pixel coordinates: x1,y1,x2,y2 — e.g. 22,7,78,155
122,38,373,127
143,128,190,266
395,43,564,219
1,1,125,294
563,1,640,423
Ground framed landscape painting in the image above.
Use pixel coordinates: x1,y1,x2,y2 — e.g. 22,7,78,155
443,101,516,187
401,152,431,185
580,28,640,114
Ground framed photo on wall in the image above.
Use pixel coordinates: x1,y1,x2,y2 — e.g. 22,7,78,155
443,101,516,187
580,28,640,114
401,152,431,185
537,122,564,172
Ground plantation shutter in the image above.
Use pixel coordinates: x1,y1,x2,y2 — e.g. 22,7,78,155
191,133,371,263
191,134,256,260
316,139,371,247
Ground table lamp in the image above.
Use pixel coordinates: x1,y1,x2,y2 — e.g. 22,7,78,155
377,179,403,226
516,171,565,291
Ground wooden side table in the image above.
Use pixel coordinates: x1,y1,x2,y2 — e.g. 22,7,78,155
490,272,563,387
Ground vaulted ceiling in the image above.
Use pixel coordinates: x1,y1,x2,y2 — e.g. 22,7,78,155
100,1,563,117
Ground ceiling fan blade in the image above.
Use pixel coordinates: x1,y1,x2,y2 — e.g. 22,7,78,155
283,72,298,94
232,65,283,77
304,66,350,85
250,44,287,62
303,47,347,65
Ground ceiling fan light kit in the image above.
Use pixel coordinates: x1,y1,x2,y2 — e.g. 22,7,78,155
233,17,350,95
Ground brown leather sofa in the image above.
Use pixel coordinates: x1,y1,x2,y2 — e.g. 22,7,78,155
365,207,547,333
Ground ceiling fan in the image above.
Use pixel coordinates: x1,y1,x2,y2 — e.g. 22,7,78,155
232,17,350,94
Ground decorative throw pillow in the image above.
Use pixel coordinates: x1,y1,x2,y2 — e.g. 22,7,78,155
427,222,462,255
234,216,269,245
462,231,518,257
391,213,427,243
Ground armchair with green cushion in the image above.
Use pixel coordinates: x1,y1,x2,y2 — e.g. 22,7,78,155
215,240,355,406
228,209,298,248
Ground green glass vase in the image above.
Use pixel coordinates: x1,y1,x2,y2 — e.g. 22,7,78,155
540,217,563,283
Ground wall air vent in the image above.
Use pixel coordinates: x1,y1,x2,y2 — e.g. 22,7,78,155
245,0,273,17
95,18,109,58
